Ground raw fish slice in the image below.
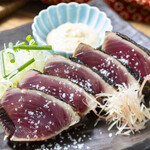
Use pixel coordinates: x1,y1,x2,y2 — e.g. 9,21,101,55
18,70,97,115
74,43,139,85
102,31,150,78
43,55,115,95
0,88,80,142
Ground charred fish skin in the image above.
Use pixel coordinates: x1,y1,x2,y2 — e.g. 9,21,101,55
101,49,141,83
142,81,150,97
18,70,97,116
69,56,116,87
102,31,150,78
0,106,15,139
97,49,141,82
0,88,80,142
74,43,140,86
44,55,116,95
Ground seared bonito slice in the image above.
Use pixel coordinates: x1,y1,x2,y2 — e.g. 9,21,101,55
43,55,115,95
102,31,150,79
74,43,140,86
18,70,97,116
0,88,80,142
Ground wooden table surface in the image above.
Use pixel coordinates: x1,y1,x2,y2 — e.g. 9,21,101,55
0,1,150,38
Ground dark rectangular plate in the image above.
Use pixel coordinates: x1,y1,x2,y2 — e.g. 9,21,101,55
0,0,150,150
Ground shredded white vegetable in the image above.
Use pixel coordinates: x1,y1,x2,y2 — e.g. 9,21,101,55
0,44,51,98
96,83,150,135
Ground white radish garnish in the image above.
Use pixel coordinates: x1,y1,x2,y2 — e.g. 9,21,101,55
96,77,150,135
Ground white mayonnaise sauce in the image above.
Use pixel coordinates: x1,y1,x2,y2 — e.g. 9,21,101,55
46,23,100,52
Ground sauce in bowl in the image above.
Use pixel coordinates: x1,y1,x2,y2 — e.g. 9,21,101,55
47,23,100,52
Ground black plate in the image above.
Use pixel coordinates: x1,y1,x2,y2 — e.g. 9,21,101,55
0,0,150,149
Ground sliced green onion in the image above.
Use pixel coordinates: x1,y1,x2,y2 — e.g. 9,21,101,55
8,52,15,63
13,45,52,50
3,58,35,79
8,42,15,63
1,51,6,77
14,42,27,52
17,58,35,72
18,42,27,46
26,35,37,45
8,42,13,49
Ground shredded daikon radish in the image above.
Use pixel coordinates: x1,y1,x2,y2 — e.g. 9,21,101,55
96,82,150,135
0,44,51,98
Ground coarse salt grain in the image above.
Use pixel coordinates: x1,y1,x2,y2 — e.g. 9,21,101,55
109,133,112,137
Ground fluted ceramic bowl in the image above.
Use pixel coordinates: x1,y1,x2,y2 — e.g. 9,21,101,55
32,2,113,57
